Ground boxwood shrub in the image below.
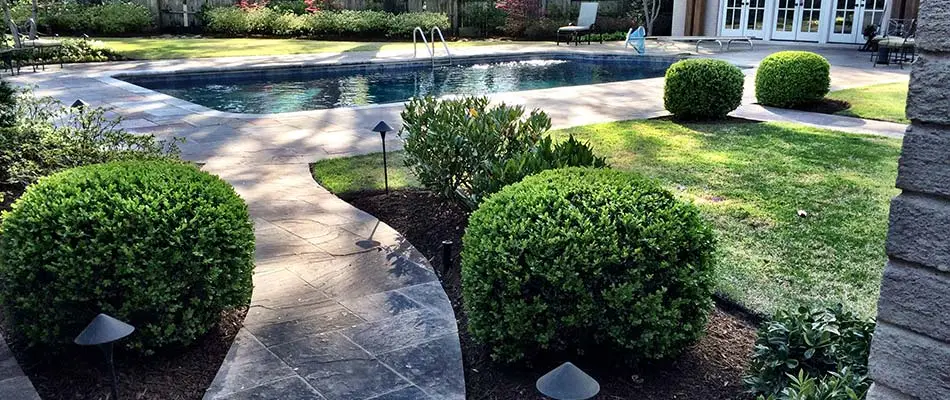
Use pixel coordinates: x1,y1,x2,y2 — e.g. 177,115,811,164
664,58,745,120
0,161,255,353
755,51,831,108
461,167,716,363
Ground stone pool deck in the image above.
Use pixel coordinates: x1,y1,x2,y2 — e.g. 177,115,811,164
1,41,910,399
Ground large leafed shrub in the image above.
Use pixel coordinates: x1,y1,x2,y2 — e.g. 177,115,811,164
755,51,831,108
664,58,745,120
400,96,549,209
745,305,874,399
462,167,716,362
11,0,154,35
0,161,255,353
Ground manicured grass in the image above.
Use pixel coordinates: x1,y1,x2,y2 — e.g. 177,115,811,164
312,120,900,317
827,82,909,124
311,151,418,193
95,37,519,60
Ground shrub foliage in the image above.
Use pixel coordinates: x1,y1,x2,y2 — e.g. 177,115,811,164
400,96,549,209
462,167,716,362
745,306,874,399
11,0,154,35
664,58,745,120
203,7,449,38
0,161,255,352
0,88,179,189
755,51,831,108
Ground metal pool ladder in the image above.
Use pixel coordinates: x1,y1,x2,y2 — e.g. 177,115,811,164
413,26,451,61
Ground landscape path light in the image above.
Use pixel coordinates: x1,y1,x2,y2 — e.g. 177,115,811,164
74,313,135,400
536,361,600,400
372,120,394,194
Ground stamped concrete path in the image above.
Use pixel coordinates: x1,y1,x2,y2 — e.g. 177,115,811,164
0,42,911,400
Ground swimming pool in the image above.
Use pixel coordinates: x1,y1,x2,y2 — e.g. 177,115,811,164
121,53,677,114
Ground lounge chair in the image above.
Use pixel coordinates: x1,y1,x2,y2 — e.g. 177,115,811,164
625,26,646,54
8,19,62,70
556,2,600,46
872,19,916,68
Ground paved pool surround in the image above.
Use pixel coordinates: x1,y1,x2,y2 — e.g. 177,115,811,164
2,42,910,399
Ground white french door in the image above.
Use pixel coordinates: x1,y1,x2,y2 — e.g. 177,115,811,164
721,0,769,38
771,0,824,41
828,0,888,42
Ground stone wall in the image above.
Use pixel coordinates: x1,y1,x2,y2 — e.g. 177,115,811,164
867,0,950,398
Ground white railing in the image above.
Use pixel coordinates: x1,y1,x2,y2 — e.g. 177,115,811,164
413,26,451,60
412,27,433,58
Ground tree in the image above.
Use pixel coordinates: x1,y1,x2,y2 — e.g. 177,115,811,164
639,0,662,36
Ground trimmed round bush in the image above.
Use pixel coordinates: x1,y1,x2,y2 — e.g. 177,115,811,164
461,167,716,363
755,51,831,107
0,161,255,352
664,58,745,120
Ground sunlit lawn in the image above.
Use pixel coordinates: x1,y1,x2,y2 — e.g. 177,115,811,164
94,37,522,60
312,120,901,318
827,82,909,124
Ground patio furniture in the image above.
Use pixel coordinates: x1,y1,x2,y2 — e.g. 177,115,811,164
872,19,916,68
653,36,755,52
625,26,646,54
556,2,600,46
7,18,63,70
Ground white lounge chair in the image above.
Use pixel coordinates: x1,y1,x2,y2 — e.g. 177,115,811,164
556,2,600,46
625,26,646,54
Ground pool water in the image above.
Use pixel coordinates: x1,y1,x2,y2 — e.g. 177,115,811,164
123,54,675,114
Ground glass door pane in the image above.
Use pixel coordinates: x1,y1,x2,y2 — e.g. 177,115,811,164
745,0,767,36
772,0,798,39
722,0,745,34
797,0,823,40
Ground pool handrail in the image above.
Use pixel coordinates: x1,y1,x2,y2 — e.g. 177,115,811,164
430,26,451,59
413,27,433,58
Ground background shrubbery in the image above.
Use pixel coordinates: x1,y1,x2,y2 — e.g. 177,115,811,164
462,167,716,362
745,306,874,400
664,58,745,120
755,51,831,108
202,7,449,38
0,160,255,353
11,0,154,35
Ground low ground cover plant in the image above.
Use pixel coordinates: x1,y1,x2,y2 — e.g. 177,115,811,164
202,7,449,38
745,306,874,399
664,58,745,120
0,160,255,353
462,167,716,362
0,87,179,190
400,96,605,209
756,51,831,108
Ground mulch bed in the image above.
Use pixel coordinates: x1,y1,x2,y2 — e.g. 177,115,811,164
0,309,246,400
783,98,852,115
1,186,246,400
344,188,760,400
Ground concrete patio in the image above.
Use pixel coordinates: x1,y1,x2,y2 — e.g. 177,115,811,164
0,41,910,399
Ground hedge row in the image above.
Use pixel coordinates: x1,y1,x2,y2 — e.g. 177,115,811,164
203,8,450,38
11,1,154,35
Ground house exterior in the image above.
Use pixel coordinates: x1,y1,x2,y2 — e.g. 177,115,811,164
670,0,920,44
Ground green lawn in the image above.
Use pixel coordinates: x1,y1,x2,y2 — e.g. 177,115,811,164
312,120,900,317
95,37,519,60
827,82,909,124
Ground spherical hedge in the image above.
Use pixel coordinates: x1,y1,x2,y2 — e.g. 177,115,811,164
0,161,255,352
461,167,716,363
664,58,745,120
755,51,831,107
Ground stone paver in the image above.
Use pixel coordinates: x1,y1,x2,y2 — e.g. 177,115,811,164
0,334,41,400
0,42,913,400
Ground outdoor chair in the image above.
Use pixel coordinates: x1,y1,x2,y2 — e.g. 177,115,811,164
872,19,916,68
7,18,62,71
556,2,601,46
25,18,63,64
625,26,646,54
